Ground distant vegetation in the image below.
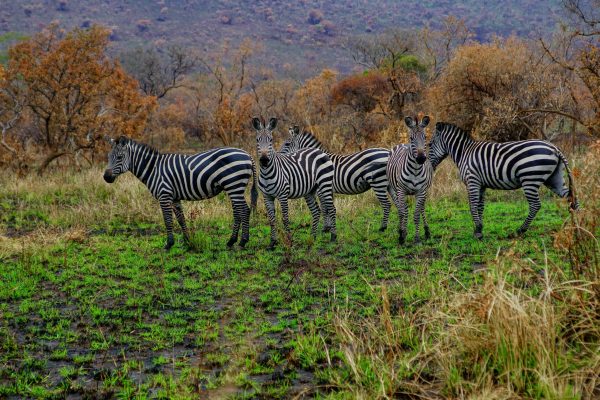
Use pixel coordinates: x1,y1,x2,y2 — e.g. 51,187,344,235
0,0,564,76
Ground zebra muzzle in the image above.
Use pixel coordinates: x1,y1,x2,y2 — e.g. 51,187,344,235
259,155,270,166
416,152,427,165
103,169,116,183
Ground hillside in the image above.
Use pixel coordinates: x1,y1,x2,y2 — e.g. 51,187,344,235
0,0,564,76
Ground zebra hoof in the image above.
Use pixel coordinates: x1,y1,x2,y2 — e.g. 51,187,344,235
379,225,387,232
413,238,421,245
226,238,237,248
267,240,277,250
330,233,337,242
424,228,431,240
474,232,483,240
164,237,175,251
398,235,406,245
238,238,248,248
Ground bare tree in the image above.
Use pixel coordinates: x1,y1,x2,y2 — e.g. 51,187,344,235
120,45,197,99
345,30,423,118
539,0,600,136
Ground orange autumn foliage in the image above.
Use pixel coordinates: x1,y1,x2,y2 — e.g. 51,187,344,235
2,24,156,172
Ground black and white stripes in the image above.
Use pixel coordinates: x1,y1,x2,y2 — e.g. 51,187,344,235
429,122,579,239
280,126,395,231
253,117,336,248
387,116,434,244
103,137,257,250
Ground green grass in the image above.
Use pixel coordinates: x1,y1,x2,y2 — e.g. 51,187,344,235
0,167,584,398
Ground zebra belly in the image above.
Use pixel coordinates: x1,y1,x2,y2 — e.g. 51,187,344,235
333,178,370,195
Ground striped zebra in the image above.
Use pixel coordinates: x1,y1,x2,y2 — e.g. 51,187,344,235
280,126,396,231
103,136,257,250
253,117,336,249
387,115,434,244
429,122,579,239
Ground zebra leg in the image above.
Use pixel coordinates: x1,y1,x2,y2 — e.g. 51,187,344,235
159,197,175,250
516,185,542,235
304,193,321,238
477,188,486,229
421,207,430,240
238,198,251,248
280,196,292,244
397,190,408,245
372,183,391,232
226,193,248,248
413,192,428,244
467,181,483,240
317,188,337,242
264,195,278,250
172,201,190,243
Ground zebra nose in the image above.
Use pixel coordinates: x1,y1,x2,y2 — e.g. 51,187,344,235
416,152,427,165
259,155,269,166
103,169,116,183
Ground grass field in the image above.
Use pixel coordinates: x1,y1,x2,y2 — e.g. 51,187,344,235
0,160,598,399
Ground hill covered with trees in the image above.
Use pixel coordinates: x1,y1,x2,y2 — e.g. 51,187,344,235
0,0,564,76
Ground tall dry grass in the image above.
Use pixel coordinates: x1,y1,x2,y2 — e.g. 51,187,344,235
326,142,600,399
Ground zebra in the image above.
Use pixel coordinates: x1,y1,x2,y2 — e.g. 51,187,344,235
253,116,337,249
280,126,396,231
103,136,258,250
387,115,434,244
428,122,579,239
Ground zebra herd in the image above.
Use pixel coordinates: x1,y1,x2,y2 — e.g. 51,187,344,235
103,115,579,250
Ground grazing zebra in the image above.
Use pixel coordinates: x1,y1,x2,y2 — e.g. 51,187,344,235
253,116,336,249
387,115,434,244
103,136,258,250
429,122,579,239
280,126,396,231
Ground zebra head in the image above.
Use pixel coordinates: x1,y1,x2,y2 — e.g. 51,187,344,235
252,116,278,166
428,122,450,169
279,125,301,154
103,136,131,183
405,115,430,165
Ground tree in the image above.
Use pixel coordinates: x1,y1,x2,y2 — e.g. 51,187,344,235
191,39,261,146
4,24,156,172
539,0,600,136
120,45,196,99
427,37,565,141
420,16,473,80
345,30,424,118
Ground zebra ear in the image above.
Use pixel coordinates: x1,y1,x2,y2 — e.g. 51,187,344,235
267,117,278,131
118,136,127,145
404,116,416,128
419,116,431,128
292,125,300,135
104,135,115,146
252,117,263,131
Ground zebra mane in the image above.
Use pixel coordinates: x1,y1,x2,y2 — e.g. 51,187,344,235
120,136,160,155
301,129,322,145
435,122,473,140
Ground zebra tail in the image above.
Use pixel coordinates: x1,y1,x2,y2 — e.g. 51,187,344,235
250,158,258,210
557,150,579,211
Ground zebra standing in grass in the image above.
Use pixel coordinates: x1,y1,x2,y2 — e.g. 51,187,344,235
428,122,579,239
103,136,257,250
280,126,396,231
253,117,336,249
387,116,434,244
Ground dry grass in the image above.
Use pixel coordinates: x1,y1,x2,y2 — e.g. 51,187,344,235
325,143,600,400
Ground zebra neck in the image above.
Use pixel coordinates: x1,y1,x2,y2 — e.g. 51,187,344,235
129,145,159,184
447,134,474,166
